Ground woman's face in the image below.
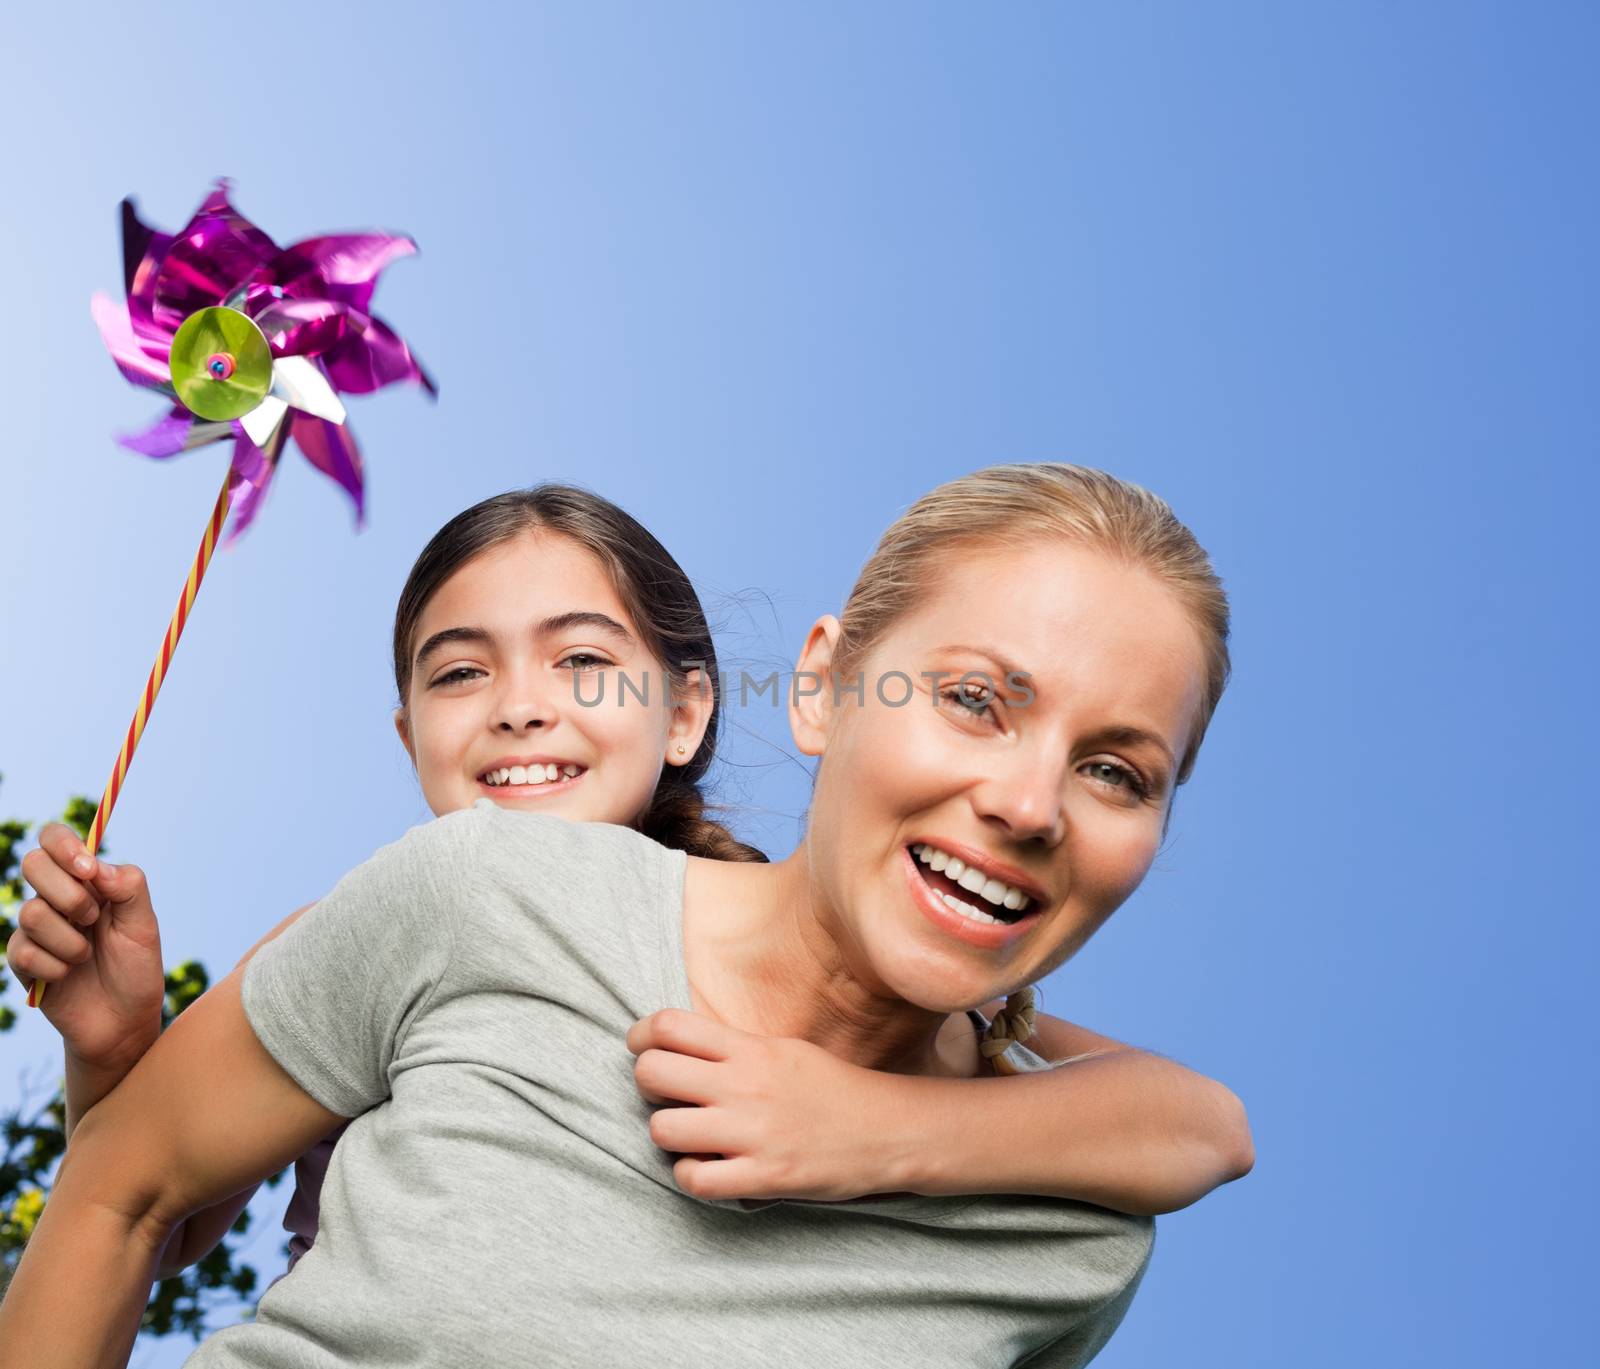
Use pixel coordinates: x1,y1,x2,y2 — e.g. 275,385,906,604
395,530,710,824
793,539,1207,1013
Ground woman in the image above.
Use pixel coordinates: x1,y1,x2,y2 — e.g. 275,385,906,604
0,462,1239,1367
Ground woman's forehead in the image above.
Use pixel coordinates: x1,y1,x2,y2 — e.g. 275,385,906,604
887,543,1205,738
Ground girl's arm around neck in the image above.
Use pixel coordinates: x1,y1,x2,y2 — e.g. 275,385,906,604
888,1006,1254,1217
0,965,344,1363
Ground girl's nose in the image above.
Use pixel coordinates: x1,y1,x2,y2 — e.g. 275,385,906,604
491,671,561,733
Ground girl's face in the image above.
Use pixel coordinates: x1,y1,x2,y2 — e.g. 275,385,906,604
395,530,711,825
791,539,1207,1013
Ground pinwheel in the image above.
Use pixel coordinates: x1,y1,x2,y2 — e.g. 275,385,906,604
30,182,434,1008
90,178,435,545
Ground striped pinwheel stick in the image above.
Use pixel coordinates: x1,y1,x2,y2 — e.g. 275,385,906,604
29,462,237,1009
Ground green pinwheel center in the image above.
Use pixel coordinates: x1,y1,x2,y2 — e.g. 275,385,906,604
170,306,273,421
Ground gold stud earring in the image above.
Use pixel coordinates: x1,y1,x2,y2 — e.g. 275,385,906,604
675,745,687,756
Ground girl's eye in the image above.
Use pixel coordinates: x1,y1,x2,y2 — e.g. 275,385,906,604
558,652,612,672
1083,760,1150,800
431,667,485,687
938,684,999,723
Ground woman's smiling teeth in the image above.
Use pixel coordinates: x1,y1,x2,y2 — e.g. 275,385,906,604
481,763,582,787
911,843,1035,925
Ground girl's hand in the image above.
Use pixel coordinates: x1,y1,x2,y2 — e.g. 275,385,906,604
7,822,165,1069
626,1008,911,1203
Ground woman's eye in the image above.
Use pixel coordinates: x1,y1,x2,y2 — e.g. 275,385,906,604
431,667,484,687
938,684,998,723
1084,760,1149,799
558,652,612,672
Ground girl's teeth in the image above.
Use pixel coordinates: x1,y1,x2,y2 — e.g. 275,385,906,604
486,764,586,787
930,848,950,872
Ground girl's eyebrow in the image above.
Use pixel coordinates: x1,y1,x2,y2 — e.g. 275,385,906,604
414,613,635,670
538,611,635,646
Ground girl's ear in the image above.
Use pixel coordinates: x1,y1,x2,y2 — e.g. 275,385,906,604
666,666,715,765
393,708,416,765
788,615,843,758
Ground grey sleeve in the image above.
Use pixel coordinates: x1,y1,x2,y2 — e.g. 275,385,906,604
240,813,474,1117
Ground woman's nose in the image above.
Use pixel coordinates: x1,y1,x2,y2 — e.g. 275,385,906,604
973,754,1069,848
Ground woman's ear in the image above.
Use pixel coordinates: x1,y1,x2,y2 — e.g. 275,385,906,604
666,666,715,765
393,708,415,765
788,615,843,758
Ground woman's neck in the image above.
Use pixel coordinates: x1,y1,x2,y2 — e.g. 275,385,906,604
681,847,980,1077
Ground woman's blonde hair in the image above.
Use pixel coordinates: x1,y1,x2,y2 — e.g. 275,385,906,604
834,462,1231,787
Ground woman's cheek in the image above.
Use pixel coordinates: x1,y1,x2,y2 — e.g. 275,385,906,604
1076,812,1162,914
877,702,955,792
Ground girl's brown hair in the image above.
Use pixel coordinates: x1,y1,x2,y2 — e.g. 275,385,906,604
392,485,765,864
834,462,1231,787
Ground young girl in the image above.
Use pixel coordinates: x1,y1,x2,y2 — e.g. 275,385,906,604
9,481,1250,1293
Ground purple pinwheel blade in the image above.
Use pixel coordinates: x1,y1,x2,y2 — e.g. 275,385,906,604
292,413,366,527
151,181,279,337
221,426,282,548
120,198,171,300
91,292,172,391
271,234,418,314
120,199,176,354
246,292,351,359
321,311,437,397
117,409,198,458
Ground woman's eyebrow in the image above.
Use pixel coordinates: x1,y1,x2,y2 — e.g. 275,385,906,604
933,646,1178,765
1088,725,1176,771
414,613,636,671
933,642,1025,680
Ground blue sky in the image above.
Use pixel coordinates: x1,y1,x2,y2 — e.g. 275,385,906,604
3,4,1595,1365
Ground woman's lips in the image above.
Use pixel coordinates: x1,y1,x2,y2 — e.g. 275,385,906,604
900,845,1043,949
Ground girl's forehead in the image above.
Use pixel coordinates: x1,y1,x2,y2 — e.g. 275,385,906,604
425,533,629,625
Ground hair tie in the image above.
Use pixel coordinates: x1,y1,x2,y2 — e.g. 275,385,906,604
979,986,1038,1061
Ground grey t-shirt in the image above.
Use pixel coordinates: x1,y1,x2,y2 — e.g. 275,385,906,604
193,801,1153,1367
